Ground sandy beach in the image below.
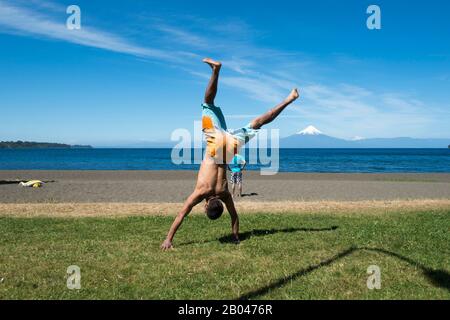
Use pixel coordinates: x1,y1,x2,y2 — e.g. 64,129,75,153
1,170,450,204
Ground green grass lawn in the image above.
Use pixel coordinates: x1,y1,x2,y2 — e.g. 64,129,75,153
0,210,449,300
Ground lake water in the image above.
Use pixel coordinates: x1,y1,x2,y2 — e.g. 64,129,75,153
0,148,449,173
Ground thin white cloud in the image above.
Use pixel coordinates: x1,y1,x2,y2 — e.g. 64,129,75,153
0,0,182,62
227,114,304,120
221,76,287,104
292,83,441,139
220,57,255,74
154,24,210,49
16,0,64,12
226,114,259,119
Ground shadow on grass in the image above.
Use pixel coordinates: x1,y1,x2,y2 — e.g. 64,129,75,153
178,226,338,247
241,193,258,198
237,246,357,300
237,246,450,300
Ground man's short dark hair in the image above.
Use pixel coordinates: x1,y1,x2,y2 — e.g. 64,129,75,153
206,198,224,220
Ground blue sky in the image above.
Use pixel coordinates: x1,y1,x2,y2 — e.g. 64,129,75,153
0,0,449,146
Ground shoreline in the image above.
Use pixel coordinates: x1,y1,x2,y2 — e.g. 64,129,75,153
1,170,450,204
2,170,450,180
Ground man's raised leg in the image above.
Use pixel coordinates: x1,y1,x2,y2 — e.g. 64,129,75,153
203,58,222,105
250,89,299,129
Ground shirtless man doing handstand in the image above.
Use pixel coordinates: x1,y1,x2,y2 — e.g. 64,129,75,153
161,58,299,250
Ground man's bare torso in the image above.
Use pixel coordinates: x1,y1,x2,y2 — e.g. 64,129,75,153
196,156,229,200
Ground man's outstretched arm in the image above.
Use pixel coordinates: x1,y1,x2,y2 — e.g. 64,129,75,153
221,192,240,243
161,190,205,250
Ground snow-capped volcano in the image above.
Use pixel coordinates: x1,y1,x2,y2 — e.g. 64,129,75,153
281,126,449,148
297,125,323,135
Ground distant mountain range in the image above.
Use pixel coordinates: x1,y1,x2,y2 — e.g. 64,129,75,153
0,141,92,149
280,126,450,148
96,126,449,148
8,127,447,149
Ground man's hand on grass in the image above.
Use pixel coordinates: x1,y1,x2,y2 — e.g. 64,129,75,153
161,239,173,251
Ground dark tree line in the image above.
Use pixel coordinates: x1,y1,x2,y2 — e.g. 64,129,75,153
0,141,92,149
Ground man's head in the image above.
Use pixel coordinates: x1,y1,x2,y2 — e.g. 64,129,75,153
205,197,224,220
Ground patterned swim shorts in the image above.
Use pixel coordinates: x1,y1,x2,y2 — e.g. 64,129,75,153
230,171,243,184
204,124,259,164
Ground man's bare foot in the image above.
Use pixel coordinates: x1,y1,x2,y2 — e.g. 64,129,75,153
286,88,300,102
203,58,222,70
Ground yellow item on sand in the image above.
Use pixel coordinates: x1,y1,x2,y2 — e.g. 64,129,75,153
19,180,44,188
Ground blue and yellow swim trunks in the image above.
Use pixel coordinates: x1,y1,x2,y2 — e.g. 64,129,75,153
202,103,258,164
